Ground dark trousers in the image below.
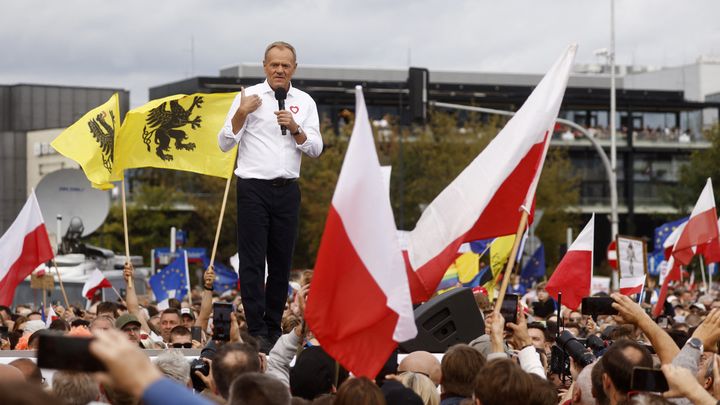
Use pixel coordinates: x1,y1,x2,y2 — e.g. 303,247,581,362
236,178,300,340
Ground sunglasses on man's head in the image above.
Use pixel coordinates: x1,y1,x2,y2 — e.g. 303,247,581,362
172,342,193,349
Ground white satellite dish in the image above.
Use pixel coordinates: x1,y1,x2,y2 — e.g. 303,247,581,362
35,169,110,237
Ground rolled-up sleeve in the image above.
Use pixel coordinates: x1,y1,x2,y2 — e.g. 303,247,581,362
217,92,244,152
294,99,323,158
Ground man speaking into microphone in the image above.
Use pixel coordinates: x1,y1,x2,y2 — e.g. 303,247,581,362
218,41,323,352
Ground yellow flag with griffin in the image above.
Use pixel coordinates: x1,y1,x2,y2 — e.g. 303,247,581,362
111,92,238,179
50,93,120,190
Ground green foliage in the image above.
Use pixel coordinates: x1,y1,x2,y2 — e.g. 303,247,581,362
88,111,580,272
534,148,581,266
664,124,720,212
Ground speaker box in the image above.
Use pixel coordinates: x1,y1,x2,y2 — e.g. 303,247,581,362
399,287,485,353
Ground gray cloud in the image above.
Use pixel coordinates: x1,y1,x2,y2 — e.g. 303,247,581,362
1,0,718,107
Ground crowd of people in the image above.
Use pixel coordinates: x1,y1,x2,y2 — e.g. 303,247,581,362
1,267,720,405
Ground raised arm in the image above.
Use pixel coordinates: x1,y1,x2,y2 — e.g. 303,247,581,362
611,293,679,363
124,262,153,335
195,266,215,331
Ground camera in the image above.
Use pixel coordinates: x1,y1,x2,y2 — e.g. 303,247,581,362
190,358,210,392
550,330,596,376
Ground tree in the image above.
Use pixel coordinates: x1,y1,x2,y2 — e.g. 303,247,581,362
664,124,720,212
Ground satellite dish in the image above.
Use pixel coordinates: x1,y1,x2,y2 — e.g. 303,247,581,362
35,169,110,238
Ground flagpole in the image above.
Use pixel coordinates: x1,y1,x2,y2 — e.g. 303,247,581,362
699,256,708,292
51,259,71,310
121,175,130,262
110,285,127,306
210,175,233,267
183,250,192,307
493,210,530,314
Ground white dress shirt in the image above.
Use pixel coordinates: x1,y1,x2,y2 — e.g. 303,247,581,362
217,80,323,179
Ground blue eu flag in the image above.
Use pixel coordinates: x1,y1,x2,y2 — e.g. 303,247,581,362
150,251,188,302
520,244,546,288
202,257,238,293
653,217,688,251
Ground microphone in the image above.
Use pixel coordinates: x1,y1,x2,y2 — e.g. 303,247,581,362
274,88,287,135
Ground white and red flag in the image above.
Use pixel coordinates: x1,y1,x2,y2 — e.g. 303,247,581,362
546,214,594,311
619,275,646,296
672,178,720,265
402,45,577,302
82,269,113,300
305,86,416,378
45,305,59,327
653,256,681,317
0,191,54,306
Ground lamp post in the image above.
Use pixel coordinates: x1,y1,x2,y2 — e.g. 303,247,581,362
609,0,618,242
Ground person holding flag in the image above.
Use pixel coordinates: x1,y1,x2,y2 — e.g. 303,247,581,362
217,41,323,351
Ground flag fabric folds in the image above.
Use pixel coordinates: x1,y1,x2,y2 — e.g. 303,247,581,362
654,217,688,252
653,256,681,317
672,178,720,266
50,93,121,190
82,269,113,300
0,191,55,306
402,45,577,303
305,86,416,378
485,235,516,299
112,92,238,180
546,214,594,311
202,257,238,293
521,243,546,287
150,252,189,302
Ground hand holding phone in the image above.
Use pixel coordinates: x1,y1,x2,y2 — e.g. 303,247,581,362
213,303,233,342
631,367,669,392
581,296,619,316
37,335,106,372
500,294,520,325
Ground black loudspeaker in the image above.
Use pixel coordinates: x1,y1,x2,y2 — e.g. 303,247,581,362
408,67,429,124
398,287,485,353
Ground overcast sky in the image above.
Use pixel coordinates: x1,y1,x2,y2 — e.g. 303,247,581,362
2,0,718,107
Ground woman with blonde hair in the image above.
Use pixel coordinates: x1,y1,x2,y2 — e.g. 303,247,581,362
399,371,439,405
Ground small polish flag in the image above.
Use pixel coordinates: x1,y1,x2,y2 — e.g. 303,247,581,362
82,269,113,300
45,306,59,327
673,178,720,265
546,214,594,311
619,275,646,296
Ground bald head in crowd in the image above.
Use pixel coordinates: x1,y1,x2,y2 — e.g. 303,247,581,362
399,351,442,386
0,364,25,383
572,361,596,405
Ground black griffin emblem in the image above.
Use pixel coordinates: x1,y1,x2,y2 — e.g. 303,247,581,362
142,96,203,161
88,110,116,172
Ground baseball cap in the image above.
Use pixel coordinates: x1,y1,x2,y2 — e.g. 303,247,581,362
115,314,141,330
180,308,195,319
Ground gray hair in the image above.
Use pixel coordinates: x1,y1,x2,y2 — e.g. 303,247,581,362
264,41,297,62
154,349,191,384
51,371,100,405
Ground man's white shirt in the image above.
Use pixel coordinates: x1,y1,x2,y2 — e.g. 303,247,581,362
218,80,323,179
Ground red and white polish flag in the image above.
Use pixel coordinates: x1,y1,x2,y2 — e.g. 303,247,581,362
305,86,417,378
546,214,594,311
653,256,681,317
45,305,59,327
619,275,646,296
0,191,54,306
402,45,578,303
672,178,719,266
82,269,113,300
